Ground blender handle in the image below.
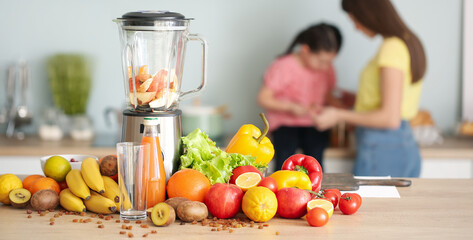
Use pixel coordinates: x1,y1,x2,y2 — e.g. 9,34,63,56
179,34,208,101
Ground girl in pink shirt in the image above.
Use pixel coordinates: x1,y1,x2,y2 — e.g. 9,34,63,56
258,23,343,171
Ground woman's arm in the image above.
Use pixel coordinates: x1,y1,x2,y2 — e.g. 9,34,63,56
258,86,309,116
312,67,403,130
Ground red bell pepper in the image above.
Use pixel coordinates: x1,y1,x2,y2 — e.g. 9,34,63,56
281,154,323,192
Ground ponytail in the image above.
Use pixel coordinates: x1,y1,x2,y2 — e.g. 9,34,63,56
284,31,305,55
282,23,343,56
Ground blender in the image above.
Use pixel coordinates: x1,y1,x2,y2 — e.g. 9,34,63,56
114,11,208,180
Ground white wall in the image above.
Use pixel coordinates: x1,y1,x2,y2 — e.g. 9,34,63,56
0,0,464,137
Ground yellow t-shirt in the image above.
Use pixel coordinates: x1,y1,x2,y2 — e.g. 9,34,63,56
354,37,423,120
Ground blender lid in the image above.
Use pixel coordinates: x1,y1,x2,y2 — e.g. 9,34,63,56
121,11,188,20
116,11,192,30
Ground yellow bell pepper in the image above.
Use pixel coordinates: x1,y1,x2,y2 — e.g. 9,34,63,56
270,170,312,191
225,113,275,165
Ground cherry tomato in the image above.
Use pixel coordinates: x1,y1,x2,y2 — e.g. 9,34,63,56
322,191,339,208
306,207,329,227
324,189,341,199
339,193,362,215
258,177,278,193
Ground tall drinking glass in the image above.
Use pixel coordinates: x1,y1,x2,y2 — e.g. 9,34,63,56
117,142,150,220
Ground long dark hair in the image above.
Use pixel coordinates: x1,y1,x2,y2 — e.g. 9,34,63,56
342,0,426,83
284,23,342,56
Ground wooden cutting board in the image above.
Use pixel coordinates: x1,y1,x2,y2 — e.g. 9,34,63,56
321,173,412,191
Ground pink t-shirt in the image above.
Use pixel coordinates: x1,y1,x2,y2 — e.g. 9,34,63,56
263,54,336,131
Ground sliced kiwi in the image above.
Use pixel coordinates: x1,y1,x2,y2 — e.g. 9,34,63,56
146,207,153,218
9,188,31,208
151,202,175,227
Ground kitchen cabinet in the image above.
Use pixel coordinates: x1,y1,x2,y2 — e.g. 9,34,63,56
1,178,472,239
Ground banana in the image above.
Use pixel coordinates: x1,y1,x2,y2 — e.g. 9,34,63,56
81,158,105,194
59,188,86,213
66,169,91,200
84,191,117,214
101,176,120,211
118,175,132,211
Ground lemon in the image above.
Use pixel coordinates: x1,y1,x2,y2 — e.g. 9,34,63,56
235,172,262,192
44,156,71,182
242,186,277,222
0,174,23,205
307,199,334,218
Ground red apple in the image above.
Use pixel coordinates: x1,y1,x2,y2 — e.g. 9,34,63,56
276,187,312,219
258,177,278,193
58,181,68,191
229,166,263,184
204,183,244,219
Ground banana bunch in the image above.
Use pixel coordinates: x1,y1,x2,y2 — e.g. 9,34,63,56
61,157,123,214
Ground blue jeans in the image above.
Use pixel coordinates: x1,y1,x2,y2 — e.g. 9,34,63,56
354,121,421,177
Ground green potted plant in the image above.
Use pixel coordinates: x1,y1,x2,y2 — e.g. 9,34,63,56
48,54,93,140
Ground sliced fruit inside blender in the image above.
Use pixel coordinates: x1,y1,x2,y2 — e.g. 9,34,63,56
128,65,179,109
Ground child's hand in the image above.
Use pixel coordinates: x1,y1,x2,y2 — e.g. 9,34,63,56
285,102,309,116
290,103,309,117
311,107,339,131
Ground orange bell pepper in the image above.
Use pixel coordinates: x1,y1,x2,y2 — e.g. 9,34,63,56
225,113,274,165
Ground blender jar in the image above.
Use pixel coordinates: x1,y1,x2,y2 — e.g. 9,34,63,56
115,11,208,112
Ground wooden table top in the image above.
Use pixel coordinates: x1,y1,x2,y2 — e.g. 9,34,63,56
1,178,473,239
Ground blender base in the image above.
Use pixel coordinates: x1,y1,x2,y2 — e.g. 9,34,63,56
121,109,182,181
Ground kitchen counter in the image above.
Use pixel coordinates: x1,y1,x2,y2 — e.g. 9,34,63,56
0,135,472,159
1,178,472,239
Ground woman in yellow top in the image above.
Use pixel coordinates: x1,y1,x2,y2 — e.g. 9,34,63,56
312,0,426,177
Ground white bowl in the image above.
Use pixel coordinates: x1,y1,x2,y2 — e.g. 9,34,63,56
40,154,98,172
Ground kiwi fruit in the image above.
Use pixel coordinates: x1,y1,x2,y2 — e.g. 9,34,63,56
99,155,118,176
164,197,190,212
9,188,31,208
146,207,153,218
151,202,175,227
176,201,208,222
30,189,59,211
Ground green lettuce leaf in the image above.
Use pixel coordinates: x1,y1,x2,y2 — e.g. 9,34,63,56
179,128,267,184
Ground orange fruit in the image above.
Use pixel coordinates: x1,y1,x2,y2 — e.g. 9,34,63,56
30,177,60,195
235,172,262,192
166,169,211,202
307,199,334,218
22,175,44,192
242,186,278,222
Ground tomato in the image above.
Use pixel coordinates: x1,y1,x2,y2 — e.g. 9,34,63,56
339,193,362,215
323,189,341,208
325,189,341,199
258,177,278,193
306,207,329,227
322,191,339,208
